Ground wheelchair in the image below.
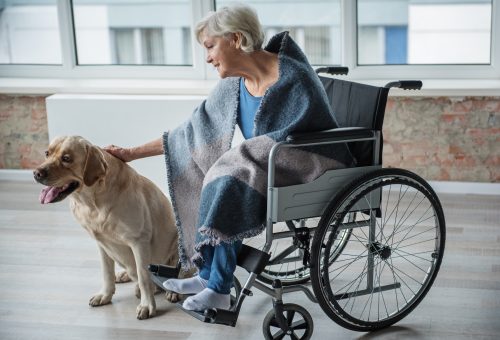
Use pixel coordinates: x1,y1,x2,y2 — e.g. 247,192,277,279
149,67,446,339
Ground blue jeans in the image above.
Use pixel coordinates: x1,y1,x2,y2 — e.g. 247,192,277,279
198,241,242,294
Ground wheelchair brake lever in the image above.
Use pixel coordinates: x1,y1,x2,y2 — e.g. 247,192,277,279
294,227,312,268
302,248,311,268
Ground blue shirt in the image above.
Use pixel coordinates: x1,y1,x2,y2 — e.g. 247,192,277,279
237,78,262,139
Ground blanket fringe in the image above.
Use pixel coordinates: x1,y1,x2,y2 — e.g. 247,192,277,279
162,131,191,270
190,224,266,268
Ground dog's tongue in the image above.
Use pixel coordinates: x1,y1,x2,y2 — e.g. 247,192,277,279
39,186,63,204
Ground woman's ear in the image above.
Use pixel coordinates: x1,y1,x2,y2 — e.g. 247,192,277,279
232,32,243,49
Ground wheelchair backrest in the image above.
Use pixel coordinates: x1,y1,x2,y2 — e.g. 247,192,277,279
319,77,390,166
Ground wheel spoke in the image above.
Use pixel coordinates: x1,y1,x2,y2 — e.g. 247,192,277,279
329,248,369,289
273,331,285,340
328,248,368,280
388,188,419,237
339,257,370,311
388,262,421,290
287,310,296,327
291,319,307,330
381,184,407,238
391,249,430,275
388,255,409,305
361,257,382,321
392,248,434,262
392,225,437,250
378,260,390,319
390,200,432,249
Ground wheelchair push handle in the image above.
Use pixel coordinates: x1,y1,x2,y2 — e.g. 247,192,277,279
315,66,349,75
384,80,422,90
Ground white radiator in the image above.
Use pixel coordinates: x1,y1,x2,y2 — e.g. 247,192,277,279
45,94,205,194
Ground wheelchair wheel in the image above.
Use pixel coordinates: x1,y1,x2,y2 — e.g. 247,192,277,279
262,303,313,340
245,220,314,285
310,168,445,332
245,219,352,286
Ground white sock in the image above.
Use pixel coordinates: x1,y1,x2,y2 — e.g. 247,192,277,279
162,275,208,294
182,288,230,311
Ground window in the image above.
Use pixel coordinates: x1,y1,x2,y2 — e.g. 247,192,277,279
0,0,498,83
0,0,62,64
72,0,193,66
216,0,342,66
357,0,492,65
110,28,165,65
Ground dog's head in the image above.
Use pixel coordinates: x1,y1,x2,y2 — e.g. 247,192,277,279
34,136,108,204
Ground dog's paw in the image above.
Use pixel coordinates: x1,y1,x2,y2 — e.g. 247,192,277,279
165,290,182,303
115,271,131,283
89,293,113,307
136,303,155,320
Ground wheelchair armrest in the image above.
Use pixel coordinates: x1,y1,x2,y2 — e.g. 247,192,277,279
286,127,374,145
315,66,349,75
385,80,422,90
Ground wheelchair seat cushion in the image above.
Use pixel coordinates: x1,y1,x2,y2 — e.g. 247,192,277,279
162,31,355,269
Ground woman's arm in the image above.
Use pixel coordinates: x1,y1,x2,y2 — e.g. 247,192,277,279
104,137,164,162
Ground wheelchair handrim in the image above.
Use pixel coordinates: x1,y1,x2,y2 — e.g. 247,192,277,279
312,170,445,331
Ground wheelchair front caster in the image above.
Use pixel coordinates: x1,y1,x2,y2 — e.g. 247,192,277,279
262,303,313,340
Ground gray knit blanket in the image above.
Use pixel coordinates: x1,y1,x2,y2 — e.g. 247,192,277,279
163,32,354,269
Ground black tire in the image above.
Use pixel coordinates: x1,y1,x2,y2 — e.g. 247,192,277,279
310,168,446,332
262,303,314,340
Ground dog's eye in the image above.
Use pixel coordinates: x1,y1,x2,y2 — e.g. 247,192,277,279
61,155,71,163
45,151,49,157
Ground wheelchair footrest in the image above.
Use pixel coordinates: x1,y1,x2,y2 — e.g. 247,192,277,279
177,304,239,327
150,273,169,291
148,263,181,278
148,263,181,291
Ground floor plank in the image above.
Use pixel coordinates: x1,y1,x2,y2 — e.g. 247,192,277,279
1,181,499,339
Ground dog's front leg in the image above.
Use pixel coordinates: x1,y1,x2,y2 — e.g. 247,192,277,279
130,243,156,320
89,245,116,307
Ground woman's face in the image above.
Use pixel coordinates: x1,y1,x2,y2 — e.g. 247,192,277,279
202,32,242,78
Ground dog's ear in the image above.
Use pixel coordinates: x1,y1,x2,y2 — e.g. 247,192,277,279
83,146,108,187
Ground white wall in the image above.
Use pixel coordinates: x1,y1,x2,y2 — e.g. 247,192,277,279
45,94,205,195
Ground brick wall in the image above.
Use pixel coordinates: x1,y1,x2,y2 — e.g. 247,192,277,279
0,95,49,169
0,94,499,182
384,96,500,182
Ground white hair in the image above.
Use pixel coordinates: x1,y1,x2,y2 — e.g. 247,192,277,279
195,3,265,53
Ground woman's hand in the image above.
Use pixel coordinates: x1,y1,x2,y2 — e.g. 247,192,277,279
103,145,136,162
103,138,163,162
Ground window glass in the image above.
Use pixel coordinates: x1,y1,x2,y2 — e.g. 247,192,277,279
0,0,62,65
216,1,342,65
72,0,192,65
357,0,492,65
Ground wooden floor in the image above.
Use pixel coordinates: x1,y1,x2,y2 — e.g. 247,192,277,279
1,180,499,340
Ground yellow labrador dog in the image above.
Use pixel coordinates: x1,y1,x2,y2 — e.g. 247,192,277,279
34,136,179,319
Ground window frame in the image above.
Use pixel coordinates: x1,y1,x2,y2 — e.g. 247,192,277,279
0,0,498,86
343,0,500,80
0,0,209,79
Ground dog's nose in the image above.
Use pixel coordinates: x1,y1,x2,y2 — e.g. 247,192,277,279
33,168,47,181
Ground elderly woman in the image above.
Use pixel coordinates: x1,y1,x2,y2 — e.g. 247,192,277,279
106,4,353,312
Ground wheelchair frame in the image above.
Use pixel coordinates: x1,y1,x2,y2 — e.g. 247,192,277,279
149,71,446,339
